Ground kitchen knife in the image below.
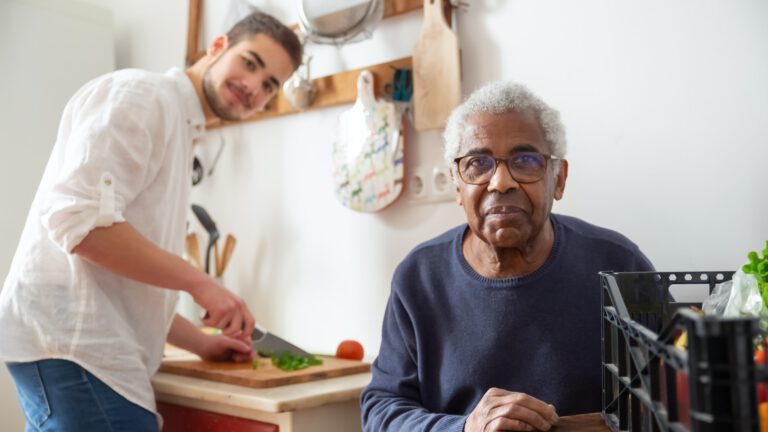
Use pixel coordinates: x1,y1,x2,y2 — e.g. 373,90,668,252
252,324,312,358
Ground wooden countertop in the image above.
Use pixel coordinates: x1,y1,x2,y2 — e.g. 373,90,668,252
155,345,609,429
152,371,371,413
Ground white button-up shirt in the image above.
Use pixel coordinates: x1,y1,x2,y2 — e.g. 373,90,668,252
0,67,205,416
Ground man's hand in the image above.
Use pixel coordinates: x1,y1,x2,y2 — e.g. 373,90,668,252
168,314,253,362
189,280,255,343
197,334,254,362
464,388,559,432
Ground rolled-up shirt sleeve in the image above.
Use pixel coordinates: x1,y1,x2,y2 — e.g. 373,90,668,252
41,77,168,252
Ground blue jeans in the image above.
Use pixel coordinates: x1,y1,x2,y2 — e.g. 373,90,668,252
6,359,159,432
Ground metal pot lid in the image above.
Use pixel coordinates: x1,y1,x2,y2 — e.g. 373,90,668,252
298,0,383,45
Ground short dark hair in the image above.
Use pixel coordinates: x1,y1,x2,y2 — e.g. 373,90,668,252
226,12,303,71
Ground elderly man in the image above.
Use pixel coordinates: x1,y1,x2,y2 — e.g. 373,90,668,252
361,82,654,432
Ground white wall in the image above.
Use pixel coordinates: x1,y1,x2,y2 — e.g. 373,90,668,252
0,0,115,428
189,0,768,357
4,0,767,390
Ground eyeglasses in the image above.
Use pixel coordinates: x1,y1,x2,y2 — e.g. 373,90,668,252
453,152,560,185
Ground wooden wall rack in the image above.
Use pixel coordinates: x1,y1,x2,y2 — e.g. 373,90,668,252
185,0,450,126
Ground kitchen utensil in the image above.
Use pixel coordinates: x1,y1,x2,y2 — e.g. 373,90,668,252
332,70,406,212
251,324,313,358
191,204,220,275
298,0,383,45
159,356,370,388
218,234,237,277
213,240,221,278
412,0,461,131
283,55,317,111
185,232,202,269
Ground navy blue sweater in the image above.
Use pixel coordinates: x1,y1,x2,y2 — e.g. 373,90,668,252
361,214,654,431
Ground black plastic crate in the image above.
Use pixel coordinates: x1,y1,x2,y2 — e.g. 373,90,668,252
601,271,766,431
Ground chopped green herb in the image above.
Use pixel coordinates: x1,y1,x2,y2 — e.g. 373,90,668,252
257,350,323,371
251,359,259,370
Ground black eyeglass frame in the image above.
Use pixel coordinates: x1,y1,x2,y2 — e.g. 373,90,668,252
452,152,562,185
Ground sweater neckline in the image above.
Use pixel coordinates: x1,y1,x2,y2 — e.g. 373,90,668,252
455,215,564,287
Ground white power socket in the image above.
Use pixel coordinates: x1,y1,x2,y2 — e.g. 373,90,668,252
407,165,455,204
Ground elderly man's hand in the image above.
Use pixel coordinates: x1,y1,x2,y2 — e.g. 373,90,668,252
464,388,559,431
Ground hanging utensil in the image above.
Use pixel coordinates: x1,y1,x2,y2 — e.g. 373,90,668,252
186,232,202,269
298,0,384,45
283,55,317,111
218,234,237,278
191,204,220,275
332,70,406,212
413,0,461,130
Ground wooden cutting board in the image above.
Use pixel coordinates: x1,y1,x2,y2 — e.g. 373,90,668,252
412,0,462,131
159,357,370,389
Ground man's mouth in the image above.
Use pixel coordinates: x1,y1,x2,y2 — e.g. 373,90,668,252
486,205,525,216
228,84,251,109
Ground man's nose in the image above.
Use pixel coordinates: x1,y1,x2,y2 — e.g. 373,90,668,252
487,162,520,193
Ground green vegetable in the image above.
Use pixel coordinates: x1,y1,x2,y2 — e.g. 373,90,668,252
743,241,768,307
251,359,259,370
257,350,323,372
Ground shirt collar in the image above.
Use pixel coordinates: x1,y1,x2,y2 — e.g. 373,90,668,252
166,67,206,140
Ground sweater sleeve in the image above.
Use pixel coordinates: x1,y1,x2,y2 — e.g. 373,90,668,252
361,271,467,432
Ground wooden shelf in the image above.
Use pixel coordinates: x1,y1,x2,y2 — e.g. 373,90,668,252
213,57,412,128
186,0,445,65
185,0,447,127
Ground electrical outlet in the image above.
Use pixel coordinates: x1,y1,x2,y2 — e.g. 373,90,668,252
431,166,454,200
407,168,427,202
407,165,455,205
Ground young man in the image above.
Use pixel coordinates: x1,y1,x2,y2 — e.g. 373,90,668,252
0,12,301,432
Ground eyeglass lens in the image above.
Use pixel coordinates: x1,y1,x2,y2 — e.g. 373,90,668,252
458,153,548,184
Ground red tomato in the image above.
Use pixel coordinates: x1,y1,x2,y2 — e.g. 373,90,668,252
756,348,766,366
336,340,364,361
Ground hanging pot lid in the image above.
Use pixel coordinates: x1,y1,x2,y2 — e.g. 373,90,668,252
298,0,383,45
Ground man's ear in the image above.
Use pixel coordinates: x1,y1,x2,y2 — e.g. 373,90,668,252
450,168,463,206
207,35,229,58
553,159,568,201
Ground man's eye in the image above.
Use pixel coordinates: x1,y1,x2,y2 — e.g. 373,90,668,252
512,153,544,167
244,59,256,71
262,82,274,93
467,157,493,169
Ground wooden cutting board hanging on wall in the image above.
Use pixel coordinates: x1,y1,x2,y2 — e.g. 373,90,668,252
412,0,462,131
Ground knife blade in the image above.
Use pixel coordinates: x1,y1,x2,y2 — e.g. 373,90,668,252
251,324,312,358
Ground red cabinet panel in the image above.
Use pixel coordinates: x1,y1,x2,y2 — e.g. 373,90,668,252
158,402,279,432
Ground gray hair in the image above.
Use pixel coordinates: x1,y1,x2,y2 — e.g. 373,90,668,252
443,81,567,169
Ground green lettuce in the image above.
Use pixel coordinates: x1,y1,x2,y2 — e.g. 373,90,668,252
743,241,768,308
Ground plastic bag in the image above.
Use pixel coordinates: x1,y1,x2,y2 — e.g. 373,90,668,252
723,270,766,317
702,279,732,316
703,269,766,318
